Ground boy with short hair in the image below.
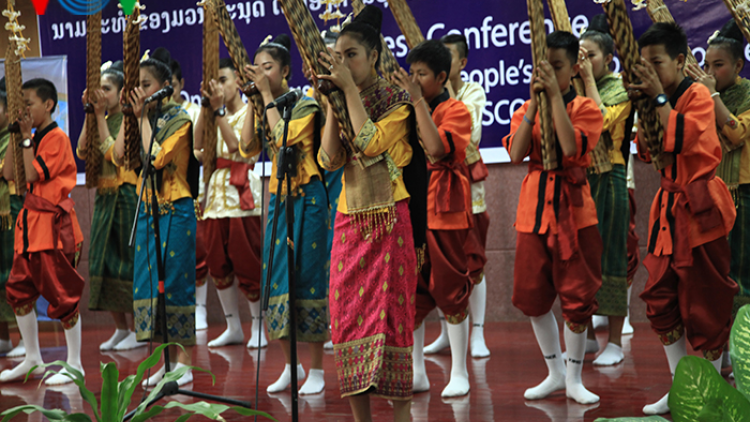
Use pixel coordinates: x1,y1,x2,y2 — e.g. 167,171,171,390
420,33,491,359
630,22,737,415
392,39,484,398
503,31,604,405
0,78,85,385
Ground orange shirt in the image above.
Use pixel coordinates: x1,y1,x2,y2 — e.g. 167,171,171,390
426,92,473,230
636,80,735,257
14,123,84,253
503,90,602,235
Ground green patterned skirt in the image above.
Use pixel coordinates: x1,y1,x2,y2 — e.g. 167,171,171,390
730,184,750,316
0,195,22,322
88,184,137,313
588,165,629,317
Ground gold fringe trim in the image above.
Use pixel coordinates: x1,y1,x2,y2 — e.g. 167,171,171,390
0,213,12,231
351,205,396,243
415,244,426,272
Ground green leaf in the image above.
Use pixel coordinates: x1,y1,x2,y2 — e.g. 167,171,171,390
162,402,277,421
731,304,750,398
30,360,99,421
99,362,119,422
130,405,166,422
118,343,178,421
0,405,71,421
61,414,95,422
669,355,750,422
593,418,670,422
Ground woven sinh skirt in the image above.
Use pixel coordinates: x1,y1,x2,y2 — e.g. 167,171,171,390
0,195,23,322
588,165,629,317
263,179,330,342
133,197,196,346
330,200,417,400
88,184,137,313
730,184,750,316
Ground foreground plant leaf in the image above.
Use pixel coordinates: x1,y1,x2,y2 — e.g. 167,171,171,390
731,304,750,399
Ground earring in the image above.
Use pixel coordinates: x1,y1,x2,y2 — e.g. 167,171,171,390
282,79,289,90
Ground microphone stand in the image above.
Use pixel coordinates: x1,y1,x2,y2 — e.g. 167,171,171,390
125,102,253,421
260,100,300,422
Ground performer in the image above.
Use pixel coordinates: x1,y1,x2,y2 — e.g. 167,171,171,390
114,47,200,387
503,31,603,405
0,78,86,385
687,19,750,318
423,33,491,359
316,5,426,420
632,22,738,415
392,39,480,398
577,15,633,366
0,81,22,355
76,61,142,352
195,57,265,349
624,155,638,335
239,34,329,395
170,59,209,332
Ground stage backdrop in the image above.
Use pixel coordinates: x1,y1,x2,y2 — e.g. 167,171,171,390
35,0,744,171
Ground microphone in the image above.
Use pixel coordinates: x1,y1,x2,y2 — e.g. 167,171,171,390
144,85,175,104
266,89,303,109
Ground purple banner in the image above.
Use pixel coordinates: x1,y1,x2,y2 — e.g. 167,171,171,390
36,0,741,171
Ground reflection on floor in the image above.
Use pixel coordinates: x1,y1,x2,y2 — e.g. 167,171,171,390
0,322,733,421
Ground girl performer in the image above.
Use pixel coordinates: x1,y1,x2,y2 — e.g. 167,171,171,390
578,15,633,366
315,5,427,421
77,61,142,352
239,34,330,395
687,19,750,318
114,47,199,387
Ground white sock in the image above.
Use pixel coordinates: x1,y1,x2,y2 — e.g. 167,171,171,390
299,368,325,395
643,336,687,415
246,300,268,349
142,363,169,387
412,324,430,393
469,279,490,358
424,311,450,354
592,315,608,330
0,313,43,382
323,340,334,350
100,328,130,351
195,283,208,331
46,318,85,386
586,338,600,354
7,338,25,358
524,311,566,400
0,338,12,353
722,351,732,369
710,353,723,374
622,285,634,335
173,362,194,387
112,331,146,351
593,343,624,366
564,325,599,404
267,363,305,393
442,318,471,398
208,284,245,347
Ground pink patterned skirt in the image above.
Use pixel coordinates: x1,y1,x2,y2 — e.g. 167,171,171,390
330,200,417,400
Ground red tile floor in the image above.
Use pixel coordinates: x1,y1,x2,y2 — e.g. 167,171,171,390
0,322,733,421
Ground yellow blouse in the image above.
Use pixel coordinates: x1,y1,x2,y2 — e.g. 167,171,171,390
76,117,138,189
137,123,193,203
721,108,750,184
318,105,412,214
600,101,632,166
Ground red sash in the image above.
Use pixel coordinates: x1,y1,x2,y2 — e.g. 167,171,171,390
216,158,255,211
660,171,722,268
430,160,468,214
24,193,76,254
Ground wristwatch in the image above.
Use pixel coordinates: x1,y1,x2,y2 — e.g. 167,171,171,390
653,93,668,108
213,107,226,118
19,138,32,149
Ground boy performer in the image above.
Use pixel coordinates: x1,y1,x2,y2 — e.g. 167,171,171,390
631,22,738,415
195,58,265,348
0,79,85,385
503,31,603,405
392,39,483,398
420,33,491,359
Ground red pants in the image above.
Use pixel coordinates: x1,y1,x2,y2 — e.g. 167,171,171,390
415,228,475,326
6,249,84,328
204,216,262,301
196,219,209,286
512,226,602,330
470,212,490,281
640,237,737,352
626,188,640,284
